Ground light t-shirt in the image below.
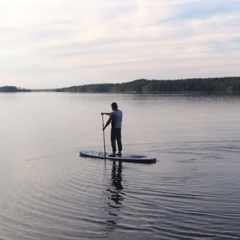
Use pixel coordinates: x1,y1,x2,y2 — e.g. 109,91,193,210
110,109,123,129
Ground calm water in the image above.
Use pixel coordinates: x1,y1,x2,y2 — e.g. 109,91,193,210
0,92,240,240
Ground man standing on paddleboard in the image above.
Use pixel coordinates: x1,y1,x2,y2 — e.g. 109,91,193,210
101,102,123,157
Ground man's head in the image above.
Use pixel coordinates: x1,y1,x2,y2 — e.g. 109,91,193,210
111,102,118,110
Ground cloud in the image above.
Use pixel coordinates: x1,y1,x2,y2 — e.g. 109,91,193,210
0,0,240,88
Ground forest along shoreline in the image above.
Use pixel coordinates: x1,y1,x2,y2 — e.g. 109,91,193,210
1,77,240,93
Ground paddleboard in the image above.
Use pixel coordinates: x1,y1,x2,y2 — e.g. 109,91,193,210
80,150,156,164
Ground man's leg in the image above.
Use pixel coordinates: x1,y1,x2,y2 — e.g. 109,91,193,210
111,128,117,156
116,128,122,156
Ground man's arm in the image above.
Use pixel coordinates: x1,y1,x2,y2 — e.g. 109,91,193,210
101,112,111,116
103,118,111,131
101,112,112,130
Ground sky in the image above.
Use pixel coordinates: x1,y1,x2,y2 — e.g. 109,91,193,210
1,0,240,89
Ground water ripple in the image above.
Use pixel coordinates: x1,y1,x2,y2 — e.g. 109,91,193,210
1,141,240,239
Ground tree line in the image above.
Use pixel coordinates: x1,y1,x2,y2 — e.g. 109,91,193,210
0,86,30,92
56,77,240,93
1,77,240,93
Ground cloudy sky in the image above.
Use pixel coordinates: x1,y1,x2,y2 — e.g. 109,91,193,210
1,0,240,89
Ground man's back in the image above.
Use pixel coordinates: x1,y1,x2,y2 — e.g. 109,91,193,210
111,109,122,129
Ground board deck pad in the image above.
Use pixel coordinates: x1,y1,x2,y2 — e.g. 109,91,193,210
80,150,156,163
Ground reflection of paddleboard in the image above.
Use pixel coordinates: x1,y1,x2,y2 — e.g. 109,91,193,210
80,150,156,164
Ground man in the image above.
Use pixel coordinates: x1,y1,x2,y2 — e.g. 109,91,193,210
101,102,123,157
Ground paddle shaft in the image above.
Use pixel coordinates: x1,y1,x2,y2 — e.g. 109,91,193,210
101,115,106,158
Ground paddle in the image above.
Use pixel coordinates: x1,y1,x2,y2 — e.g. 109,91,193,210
101,114,107,159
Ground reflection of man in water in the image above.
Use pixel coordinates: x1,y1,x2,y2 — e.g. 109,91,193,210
106,161,124,225
101,102,123,157
109,161,123,205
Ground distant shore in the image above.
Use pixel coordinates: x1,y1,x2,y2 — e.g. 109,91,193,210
0,86,30,92
1,77,240,93
55,77,240,93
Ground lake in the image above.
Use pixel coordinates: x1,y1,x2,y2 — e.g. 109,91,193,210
0,92,240,240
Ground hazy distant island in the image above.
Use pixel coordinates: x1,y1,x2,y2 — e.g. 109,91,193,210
0,86,30,92
1,77,240,93
56,77,240,93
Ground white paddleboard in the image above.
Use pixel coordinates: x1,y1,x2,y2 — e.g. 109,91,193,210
80,150,156,164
